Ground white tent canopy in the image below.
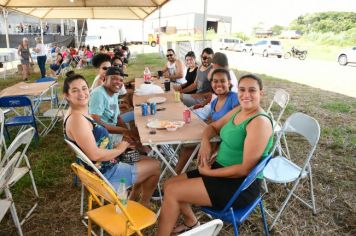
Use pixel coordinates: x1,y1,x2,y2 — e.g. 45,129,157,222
1,0,169,48
0,0,169,19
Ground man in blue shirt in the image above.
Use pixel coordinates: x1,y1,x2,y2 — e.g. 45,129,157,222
89,66,131,146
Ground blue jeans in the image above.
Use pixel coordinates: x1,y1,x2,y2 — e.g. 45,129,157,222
37,55,47,78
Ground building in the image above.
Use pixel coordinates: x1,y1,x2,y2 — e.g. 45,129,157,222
146,12,232,36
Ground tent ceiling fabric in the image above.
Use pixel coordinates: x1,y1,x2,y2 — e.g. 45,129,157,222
0,0,168,19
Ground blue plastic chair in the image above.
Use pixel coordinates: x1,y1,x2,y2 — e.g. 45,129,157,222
35,77,56,83
202,154,272,236
0,96,39,142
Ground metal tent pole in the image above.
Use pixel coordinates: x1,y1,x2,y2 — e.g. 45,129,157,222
202,0,208,48
2,7,10,48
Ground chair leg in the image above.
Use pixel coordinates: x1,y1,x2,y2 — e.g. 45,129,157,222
80,184,85,216
4,126,10,140
87,218,92,236
262,178,269,193
259,201,269,236
269,178,301,230
7,189,23,236
308,165,317,215
230,207,239,236
27,166,39,197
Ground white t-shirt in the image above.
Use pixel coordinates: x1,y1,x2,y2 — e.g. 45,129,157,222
35,43,47,56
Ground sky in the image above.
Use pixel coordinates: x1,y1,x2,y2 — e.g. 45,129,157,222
150,0,356,33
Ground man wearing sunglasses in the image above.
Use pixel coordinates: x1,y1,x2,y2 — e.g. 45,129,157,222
177,47,214,107
162,49,187,84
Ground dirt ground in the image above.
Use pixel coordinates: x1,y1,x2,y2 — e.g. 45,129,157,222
0,74,355,236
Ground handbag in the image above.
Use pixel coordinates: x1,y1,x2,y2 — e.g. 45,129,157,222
119,149,141,164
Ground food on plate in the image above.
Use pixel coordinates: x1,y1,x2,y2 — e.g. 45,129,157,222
165,124,178,131
172,121,185,127
160,120,171,127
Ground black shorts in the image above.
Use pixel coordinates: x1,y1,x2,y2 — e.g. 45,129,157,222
186,162,261,210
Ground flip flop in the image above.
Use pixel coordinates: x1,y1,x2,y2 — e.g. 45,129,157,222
172,220,200,234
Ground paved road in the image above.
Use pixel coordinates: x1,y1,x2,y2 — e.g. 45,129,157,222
132,45,356,98
222,51,356,98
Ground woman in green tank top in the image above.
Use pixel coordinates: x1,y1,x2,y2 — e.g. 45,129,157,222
157,74,273,235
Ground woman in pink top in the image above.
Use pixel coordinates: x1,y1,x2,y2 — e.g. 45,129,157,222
77,46,93,69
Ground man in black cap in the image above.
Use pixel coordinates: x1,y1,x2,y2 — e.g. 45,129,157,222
89,66,132,146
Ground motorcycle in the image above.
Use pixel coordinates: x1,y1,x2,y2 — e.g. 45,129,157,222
284,47,307,60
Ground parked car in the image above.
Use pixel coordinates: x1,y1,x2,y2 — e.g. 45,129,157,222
218,38,243,50
233,43,253,53
337,46,356,66
251,40,283,58
241,43,253,53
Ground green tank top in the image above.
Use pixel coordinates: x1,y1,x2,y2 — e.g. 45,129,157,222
216,110,273,167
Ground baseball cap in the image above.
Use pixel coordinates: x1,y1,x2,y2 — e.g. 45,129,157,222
105,66,128,77
212,52,229,67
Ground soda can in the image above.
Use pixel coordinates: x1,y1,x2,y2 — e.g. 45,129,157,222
150,102,157,115
174,91,181,102
183,108,191,123
141,103,149,116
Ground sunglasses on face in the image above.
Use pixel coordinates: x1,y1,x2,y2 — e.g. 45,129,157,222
113,64,123,68
166,54,174,57
202,56,212,61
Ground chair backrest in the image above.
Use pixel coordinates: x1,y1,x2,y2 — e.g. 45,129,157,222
64,139,115,190
0,152,20,194
282,112,320,147
0,128,35,168
276,112,320,172
266,89,289,124
71,163,141,233
223,154,273,212
35,77,56,83
178,219,223,236
0,96,33,108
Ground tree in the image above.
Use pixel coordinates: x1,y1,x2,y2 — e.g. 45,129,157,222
271,25,285,35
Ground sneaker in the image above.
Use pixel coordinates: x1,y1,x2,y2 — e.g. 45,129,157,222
151,189,163,201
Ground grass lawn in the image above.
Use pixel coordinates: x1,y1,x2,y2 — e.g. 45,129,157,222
0,53,355,235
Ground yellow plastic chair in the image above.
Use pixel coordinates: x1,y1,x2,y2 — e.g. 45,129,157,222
71,163,157,236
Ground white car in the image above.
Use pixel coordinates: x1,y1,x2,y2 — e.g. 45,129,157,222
251,40,283,58
218,38,243,50
233,43,253,53
337,47,356,66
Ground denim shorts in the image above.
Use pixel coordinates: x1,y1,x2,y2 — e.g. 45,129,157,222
103,162,138,190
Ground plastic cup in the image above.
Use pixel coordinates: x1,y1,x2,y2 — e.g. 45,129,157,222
164,80,171,91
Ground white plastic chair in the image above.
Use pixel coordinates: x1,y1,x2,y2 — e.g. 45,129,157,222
263,89,290,192
0,127,37,226
0,152,23,236
263,112,320,230
41,98,68,136
266,89,289,133
178,219,223,236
